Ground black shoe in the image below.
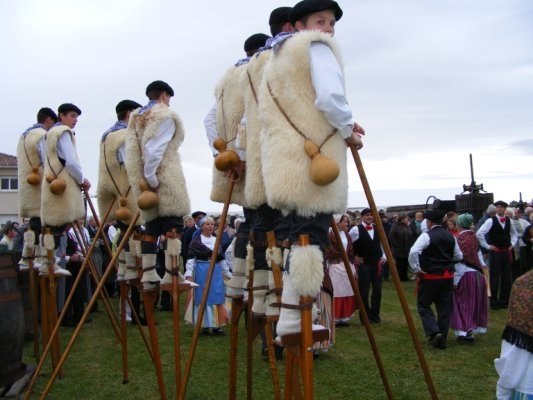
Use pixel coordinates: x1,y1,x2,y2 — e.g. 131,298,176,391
61,319,77,327
457,335,474,344
335,321,350,327
159,305,172,311
201,328,210,335
428,332,443,346
212,328,226,336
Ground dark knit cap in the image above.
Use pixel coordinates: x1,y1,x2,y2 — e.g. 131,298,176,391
58,103,82,116
145,80,174,97
289,0,343,25
115,100,142,114
244,33,271,52
360,208,372,216
269,7,292,25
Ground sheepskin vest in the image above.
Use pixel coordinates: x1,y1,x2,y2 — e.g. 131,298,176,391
210,63,247,206
41,126,85,226
97,128,142,225
124,104,191,223
17,127,45,217
242,50,271,208
259,31,348,217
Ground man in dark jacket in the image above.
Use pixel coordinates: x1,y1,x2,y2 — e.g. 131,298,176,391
409,209,463,349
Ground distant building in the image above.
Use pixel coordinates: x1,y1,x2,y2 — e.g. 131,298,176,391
0,153,19,227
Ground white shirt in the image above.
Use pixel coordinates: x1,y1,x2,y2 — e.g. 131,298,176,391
144,117,175,188
309,42,354,139
476,216,519,250
408,226,463,274
57,131,83,185
348,224,387,262
203,103,246,161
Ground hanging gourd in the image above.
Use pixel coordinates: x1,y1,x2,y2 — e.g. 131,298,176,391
46,174,67,195
115,196,133,221
304,139,340,186
213,138,240,172
137,178,159,210
26,166,41,185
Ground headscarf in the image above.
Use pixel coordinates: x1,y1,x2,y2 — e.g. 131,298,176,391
457,213,474,229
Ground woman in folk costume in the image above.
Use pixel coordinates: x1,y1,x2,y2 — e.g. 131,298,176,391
450,213,488,342
17,107,61,272
41,103,90,275
326,214,357,328
258,0,364,338
495,270,533,399
184,217,231,335
124,81,193,291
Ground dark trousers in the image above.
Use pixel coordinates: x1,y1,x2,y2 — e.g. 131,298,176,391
251,203,291,270
488,250,512,308
357,262,382,322
395,257,409,282
143,216,183,254
417,278,453,338
65,261,85,321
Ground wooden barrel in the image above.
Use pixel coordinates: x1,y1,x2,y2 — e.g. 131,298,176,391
0,252,26,387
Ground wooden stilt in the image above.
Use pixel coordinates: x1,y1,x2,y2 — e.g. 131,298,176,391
119,281,129,384
330,218,394,398
227,295,245,400
142,288,167,400
179,181,234,400
349,145,438,399
23,211,139,400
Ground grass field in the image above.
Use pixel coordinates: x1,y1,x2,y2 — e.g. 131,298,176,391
23,279,507,399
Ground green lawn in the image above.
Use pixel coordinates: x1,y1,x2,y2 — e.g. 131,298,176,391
23,279,506,399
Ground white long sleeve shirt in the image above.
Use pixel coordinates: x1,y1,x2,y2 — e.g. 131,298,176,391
309,41,354,139
408,226,463,274
57,131,84,184
144,117,174,189
476,216,518,250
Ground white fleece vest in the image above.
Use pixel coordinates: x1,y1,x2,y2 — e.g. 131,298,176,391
242,50,271,208
17,128,45,217
41,127,85,226
97,128,143,225
259,31,348,217
210,63,247,206
124,104,190,223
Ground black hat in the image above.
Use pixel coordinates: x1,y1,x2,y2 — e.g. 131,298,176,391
115,100,142,114
244,33,271,53
58,103,82,116
289,0,343,25
360,208,372,216
192,211,207,219
424,209,446,222
494,200,509,208
269,6,292,25
38,107,58,122
145,80,174,97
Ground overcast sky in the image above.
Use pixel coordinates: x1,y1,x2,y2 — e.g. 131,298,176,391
2,0,532,214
